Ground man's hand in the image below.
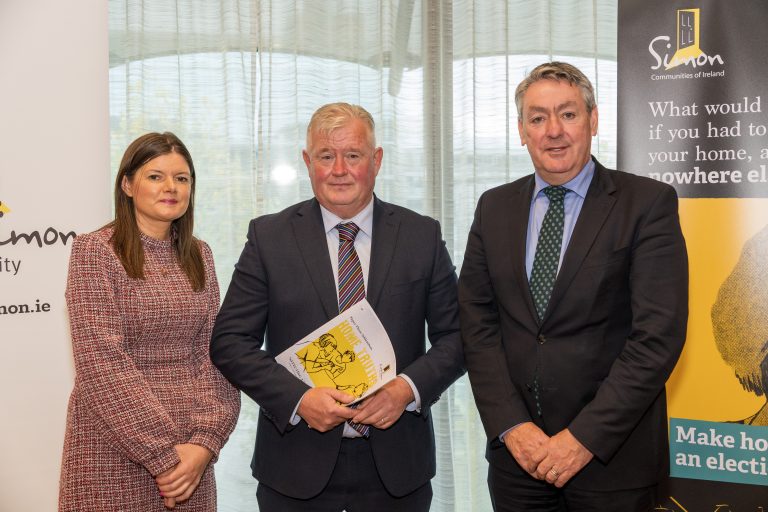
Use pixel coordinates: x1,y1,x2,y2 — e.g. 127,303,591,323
502,422,550,475
297,387,356,432
351,377,414,429
155,444,213,508
533,428,593,487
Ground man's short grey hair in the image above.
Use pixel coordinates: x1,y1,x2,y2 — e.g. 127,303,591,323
306,102,376,151
514,62,596,119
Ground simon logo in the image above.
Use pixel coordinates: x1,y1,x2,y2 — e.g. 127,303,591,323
648,8,725,71
0,200,76,247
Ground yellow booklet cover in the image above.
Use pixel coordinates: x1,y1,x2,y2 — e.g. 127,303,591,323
275,299,396,403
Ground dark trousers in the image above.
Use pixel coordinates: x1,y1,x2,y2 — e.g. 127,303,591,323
257,438,432,512
488,463,657,512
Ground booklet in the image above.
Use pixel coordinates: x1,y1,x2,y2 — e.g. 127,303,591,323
275,299,396,404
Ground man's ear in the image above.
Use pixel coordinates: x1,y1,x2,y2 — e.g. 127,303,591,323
373,147,383,176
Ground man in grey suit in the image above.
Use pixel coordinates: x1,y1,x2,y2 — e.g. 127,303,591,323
211,102,464,512
459,62,688,511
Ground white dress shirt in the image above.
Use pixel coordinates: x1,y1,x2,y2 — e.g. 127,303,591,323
291,198,420,436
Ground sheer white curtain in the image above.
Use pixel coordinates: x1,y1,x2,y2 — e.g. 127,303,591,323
108,1,617,510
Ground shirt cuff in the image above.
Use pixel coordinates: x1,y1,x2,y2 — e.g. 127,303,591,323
289,391,308,426
398,374,421,413
499,422,525,443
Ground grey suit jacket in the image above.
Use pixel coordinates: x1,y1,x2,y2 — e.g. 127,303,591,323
211,197,464,498
459,159,688,490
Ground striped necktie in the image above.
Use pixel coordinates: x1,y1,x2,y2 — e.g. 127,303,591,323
337,222,365,312
336,222,369,437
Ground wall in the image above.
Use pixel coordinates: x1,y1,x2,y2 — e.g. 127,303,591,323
0,1,109,510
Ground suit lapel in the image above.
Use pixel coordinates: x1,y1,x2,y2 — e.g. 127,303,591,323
292,199,339,319
545,162,617,322
508,178,540,324
367,198,399,309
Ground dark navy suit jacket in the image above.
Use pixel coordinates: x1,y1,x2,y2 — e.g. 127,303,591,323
211,197,464,498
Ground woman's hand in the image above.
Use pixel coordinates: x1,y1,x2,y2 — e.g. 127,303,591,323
155,444,213,508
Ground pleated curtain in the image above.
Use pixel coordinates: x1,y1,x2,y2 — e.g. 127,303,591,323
108,1,617,510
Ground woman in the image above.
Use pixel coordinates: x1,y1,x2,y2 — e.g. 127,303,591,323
59,132,240,511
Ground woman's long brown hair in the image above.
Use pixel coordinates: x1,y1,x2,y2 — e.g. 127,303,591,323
108,132,205,291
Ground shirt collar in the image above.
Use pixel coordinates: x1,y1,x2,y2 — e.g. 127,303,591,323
319,197,374,237
533,158,595,200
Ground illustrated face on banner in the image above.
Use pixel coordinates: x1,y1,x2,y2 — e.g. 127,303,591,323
121,151,192,238
518,80,598,185
711,223,768,426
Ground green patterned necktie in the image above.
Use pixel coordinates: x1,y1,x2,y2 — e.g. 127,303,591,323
529,186,568,322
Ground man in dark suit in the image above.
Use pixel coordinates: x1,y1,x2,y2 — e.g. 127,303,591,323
458,62,688,511
211,102,464,511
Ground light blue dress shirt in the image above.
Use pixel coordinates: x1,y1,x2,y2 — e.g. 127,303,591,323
525,160,596,280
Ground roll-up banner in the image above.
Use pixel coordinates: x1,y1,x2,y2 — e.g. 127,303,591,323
619,0,768,507
0,1,109,510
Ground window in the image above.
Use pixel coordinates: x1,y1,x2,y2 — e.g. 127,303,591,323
109,2,617,509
